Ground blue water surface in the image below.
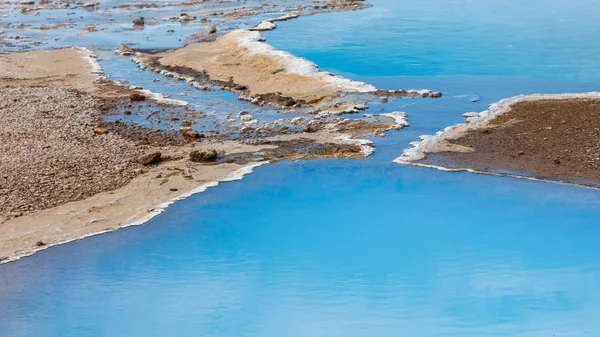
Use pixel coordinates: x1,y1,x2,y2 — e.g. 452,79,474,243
2,0,600,336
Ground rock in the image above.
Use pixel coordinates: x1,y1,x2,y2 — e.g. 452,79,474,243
180,128,204,141
170,188,178,192
379,97,388,103
82,1,94,8
463,112,480,118
240,114,255,122
179,13,195,22
189,149,218,162
250,21,277,31
130,93,146,102
94,127,108,135
132,17,145,26
35,240,45,247
180,120,192,127
117,44,134,56
269,14,299,22
290,116,305,125
304,125,319,133
138,152,161,166
208,26,217,34
123,110,132,115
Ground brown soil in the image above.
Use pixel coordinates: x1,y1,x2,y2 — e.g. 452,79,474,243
422,99,600,185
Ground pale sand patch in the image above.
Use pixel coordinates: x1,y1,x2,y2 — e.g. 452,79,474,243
0,143,272,263
0,47,101,92
0,47,188,104
153,30,376,103
0,132,374,263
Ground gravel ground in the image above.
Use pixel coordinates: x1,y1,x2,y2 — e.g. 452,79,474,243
0,86,147,218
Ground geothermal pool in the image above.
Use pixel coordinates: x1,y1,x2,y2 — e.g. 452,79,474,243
2,0,600,336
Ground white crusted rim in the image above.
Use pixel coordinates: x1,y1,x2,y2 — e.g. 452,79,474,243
364,111,409,130
395,92,600,164
73,46,105,77
230,29,377,93
337,134,375,156
0,161,268,265
250,21,277,31
137,88,189,106
397,160,600,191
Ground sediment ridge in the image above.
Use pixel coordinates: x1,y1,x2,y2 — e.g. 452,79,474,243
395,92,600,187
129,29,441,110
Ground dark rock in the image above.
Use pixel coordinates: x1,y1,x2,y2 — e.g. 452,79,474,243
130,93,146,102
304,125,318,133
208,26,217,34
117,44,134,56
189,149,218,162
132,16,145,26
180,128,204,141
138,152,161,166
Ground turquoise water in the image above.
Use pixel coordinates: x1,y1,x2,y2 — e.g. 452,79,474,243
2,0,600,336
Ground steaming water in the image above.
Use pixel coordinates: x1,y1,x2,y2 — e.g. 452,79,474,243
2,0,600,336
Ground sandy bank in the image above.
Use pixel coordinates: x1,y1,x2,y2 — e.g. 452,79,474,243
136,29,375,104
132,30,441,109
395,92,600,186
0,47,188,105
0,155,270,264
0,47,102,92
0,46,386,263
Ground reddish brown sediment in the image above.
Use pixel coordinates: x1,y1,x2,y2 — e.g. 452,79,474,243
396,94,600,187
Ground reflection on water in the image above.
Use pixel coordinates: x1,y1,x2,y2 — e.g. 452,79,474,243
2,0,600,336
266,0,600,82
1,160,600,337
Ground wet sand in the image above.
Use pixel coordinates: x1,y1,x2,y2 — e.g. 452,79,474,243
396,93,600,187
